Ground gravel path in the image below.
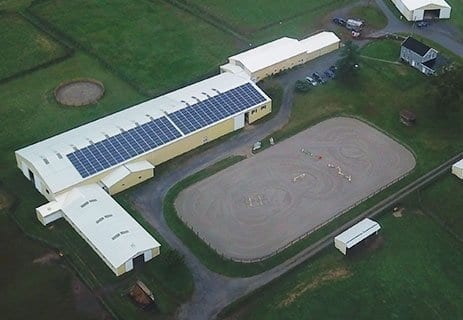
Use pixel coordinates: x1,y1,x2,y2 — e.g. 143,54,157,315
130,1,463,319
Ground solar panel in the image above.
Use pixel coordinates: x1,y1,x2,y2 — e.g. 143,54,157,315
168,83,266,135
67,116,182,178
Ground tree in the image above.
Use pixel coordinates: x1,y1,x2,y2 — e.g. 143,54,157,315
336,41,361,82
294,79,311,93
429,64,463,114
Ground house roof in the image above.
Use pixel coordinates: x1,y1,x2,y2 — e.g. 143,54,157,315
402,37,432,56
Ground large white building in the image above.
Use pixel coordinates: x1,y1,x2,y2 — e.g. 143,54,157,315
390,0,451,21
452,159,463,179
221,31,341,82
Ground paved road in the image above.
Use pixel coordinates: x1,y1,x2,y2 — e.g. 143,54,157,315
130,1,463,319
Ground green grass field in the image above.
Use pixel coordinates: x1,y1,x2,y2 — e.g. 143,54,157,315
0,13,69,80
420,173,463,238
349,4,388,30
183,0,353,41
222,195,463,319
30,0,239,95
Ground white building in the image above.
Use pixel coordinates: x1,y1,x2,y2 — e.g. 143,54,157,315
334,218,381,255
452,159,463,179
221,31,341,82
390,0,451,21
36,184,160,276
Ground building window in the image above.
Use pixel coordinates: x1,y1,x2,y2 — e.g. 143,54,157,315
261,106,266,110
251,110,257,114
45,189,50,194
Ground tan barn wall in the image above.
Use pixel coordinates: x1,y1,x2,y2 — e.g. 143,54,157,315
253,52,307,81
247,101,272,123
108,168,154,195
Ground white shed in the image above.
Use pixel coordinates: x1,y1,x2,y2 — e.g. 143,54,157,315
452,159,463,179
334,218,381,255
390,0,451,21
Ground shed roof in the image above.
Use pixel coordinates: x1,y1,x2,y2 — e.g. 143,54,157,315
400,0,450,10
453,159,463,170
335,218,381,249
61,184,160,269
402,36,432,56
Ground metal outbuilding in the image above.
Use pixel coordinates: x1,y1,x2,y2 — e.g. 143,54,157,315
334,218,381,255
452,159,463,179
221,31,340,82
390,0,451,21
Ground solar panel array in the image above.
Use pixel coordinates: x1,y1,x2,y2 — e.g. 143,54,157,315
67,117,181,178
66,82,267,178
169,83,267,134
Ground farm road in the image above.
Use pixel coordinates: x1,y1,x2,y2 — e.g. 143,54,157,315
131,1,463,319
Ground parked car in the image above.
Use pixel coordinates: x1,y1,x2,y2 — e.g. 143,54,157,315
324,70,335,79
332,17,346,26
329,65,337,73
305,76,317,86
416,20,429,28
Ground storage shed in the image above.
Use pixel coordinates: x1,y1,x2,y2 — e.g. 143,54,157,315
452,159,463,179
334,218,381,255
390,0,451,21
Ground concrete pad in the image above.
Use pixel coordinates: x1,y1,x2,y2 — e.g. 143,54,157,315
175,117,416,261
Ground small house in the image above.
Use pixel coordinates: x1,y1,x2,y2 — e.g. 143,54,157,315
400,36,438,75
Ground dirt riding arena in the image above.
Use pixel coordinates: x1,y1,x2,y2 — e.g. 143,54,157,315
175,117,416,261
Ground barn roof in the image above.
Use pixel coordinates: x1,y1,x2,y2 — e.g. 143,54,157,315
335,218,381,249
400,0,450,11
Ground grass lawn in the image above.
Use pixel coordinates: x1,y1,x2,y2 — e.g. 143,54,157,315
183,0,353,41
349,4,388,30
0,51,193,318
30,0,239,96
361,39,401,61
163,40,463,277
221,195,463,319
420,173,463,238
441,0,463,35
0,213,99,320
0,13,69,81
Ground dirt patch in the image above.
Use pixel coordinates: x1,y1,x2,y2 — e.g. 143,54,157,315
278,267,351,308
393,207,404,218
54,78,105,106
0,189,14,211
33,251,60,265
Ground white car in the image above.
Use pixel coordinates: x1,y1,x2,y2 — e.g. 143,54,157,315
305,76,317,86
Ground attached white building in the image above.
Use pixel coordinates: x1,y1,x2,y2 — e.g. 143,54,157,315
36,184,160,276
390,0,451,21
452,159,463,179
334,218,381,255
221,31,341,82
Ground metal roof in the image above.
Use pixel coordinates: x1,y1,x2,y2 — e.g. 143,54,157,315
400,0,450,11
228,31,340,74
15,72,270,195
335,218,381,249
59,184,160,269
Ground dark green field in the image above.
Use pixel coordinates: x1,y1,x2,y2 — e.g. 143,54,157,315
0,13,68,80
223,195,463,319
185,0,353,41
30,0,239,95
